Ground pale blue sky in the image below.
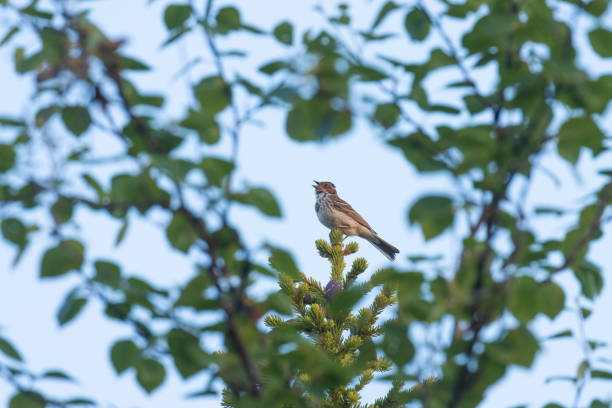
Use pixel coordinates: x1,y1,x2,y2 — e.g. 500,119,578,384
1,0,612,406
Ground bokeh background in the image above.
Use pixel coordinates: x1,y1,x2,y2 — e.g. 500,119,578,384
1,0,612,406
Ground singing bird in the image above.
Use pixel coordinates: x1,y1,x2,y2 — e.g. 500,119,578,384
313,181,399,261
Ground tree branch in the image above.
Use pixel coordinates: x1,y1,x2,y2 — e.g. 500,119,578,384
417,1,496,112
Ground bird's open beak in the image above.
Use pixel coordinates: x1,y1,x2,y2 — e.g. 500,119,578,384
313,180,320,188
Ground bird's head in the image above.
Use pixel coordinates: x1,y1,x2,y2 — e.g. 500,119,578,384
313,181,337,194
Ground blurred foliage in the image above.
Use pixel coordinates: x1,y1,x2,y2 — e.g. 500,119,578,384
0,0,612,407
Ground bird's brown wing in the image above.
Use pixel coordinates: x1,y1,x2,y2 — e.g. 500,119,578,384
332,195,375,232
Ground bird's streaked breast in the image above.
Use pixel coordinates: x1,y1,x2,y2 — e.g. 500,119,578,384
315,193,333,228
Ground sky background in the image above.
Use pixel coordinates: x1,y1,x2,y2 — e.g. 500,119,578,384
1,0,612,406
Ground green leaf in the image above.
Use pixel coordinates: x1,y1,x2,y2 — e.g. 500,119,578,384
110,173,169,215
580,75,612,114
65,398,95,406
105,302,130,322
167,328,209,378
179,109,220,144
40,240,84,278
20,4,52,19
123,122,181,155
589,340,607,350
372,1,399,29
51,197,74,225
259,60,289,75
162,26,191,47
352,64,388,81
215,7,241,34
136,358,165,393
541,281,565,319
154,157,194,181
585,0,608,16
408,195,454,240
273,21,293,45
359,31,395,42
381,320,414,367
125,90,164,108
428,104,460,114
373,103,400,128
236,75,262,95
119,79,163,109
110,339,140,374
463,94,487,114
267,246,299,279
581,307,592,319
263,291,293,315
200,157,234,187
61,106,91,136
235,187,281,217
558,117,604,164
164,4,191,30
9,392,45,408
0,116,24,126
175,273,211,309
57,289,87,326
34,105,59,127
0,26,19,46
574,260,603,300
591,369,612,379
546,329,572,340
0,336,22,361
115,218,128,246
166,213,199,253
411,83,432,110
93,260,121,289
535,206,564,216
81,173,104,198
40,27,66,65
404,8,429,42
194,76,231,115
0,144,16,172
589,28,612,58
14,48,44,74
396,271,424,300
329,284,367,320
488,326,539,367
287,343,352,389
285,97,352,141
42,370,73,381
1,217,28,250
509,276,540,324
120,55,150,71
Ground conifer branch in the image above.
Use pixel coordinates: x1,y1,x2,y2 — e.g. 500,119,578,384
259,229,399,407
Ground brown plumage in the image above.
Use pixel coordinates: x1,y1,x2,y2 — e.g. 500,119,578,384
313,181,399,261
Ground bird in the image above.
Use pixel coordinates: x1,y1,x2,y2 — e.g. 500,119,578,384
313,181,399,261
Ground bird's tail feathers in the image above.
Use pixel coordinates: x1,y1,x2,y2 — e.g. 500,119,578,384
367,235,399,261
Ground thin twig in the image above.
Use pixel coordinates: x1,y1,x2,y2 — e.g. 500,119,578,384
416,1,496,111
572,297,590,408
551,182,612,274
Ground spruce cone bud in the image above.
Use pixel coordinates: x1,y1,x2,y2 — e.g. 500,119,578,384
325,279,343,302
294,287,313,304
